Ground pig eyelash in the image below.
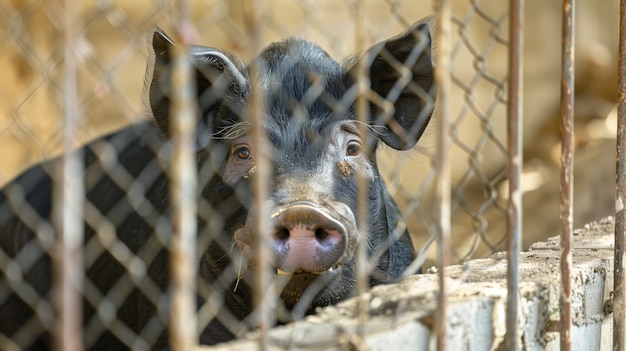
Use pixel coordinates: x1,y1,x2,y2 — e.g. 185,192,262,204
211,121,252,140
352,120,387,136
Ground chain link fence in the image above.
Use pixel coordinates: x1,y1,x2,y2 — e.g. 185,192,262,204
0,0,619,350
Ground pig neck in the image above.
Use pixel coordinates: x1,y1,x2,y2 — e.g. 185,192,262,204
380,184,416,280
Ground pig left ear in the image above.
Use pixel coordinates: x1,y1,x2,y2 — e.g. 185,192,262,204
148,29,249,151
352,20,435,150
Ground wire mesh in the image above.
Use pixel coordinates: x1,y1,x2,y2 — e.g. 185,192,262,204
0,0,507,349
0,0,619,350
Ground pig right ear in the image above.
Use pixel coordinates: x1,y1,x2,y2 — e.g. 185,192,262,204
148,30,249,150
351,19,436,150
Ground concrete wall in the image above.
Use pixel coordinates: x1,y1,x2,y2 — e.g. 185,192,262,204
198,217,617,350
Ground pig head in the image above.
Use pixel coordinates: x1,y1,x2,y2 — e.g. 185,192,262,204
148,18,435,325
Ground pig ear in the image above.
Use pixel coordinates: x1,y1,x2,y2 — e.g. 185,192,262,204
148,29,249,150
354,20,435,150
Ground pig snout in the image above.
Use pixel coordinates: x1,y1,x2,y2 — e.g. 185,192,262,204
271,202,347,274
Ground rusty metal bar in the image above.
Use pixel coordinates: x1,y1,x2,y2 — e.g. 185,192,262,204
506,0,524,350
169,1,198,349
242,2,273,350
435,0,452,350
559,0,575,350
53,0,84,350
614,0,626,349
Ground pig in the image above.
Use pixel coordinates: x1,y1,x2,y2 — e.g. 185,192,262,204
0,17,435,350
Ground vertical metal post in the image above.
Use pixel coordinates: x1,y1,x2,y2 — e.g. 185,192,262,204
614,1,626,349
559,1,575,350
249,74,272,351
242,2,272,350
353,0,371,341
54,1,84,350
506,0,524,350
169,1,198,349
435,1,452,350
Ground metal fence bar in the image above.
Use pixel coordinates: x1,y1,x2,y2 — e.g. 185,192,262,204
53,0,84,350
559,0,575,350
614,0,626,349
354,0,371,344
169,0,198,349
435,1,452,350
506,0,524,350
242,2,273,350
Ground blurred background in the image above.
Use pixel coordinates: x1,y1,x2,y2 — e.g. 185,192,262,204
0,0,620,266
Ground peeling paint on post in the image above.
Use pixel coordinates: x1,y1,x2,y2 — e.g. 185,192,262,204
614,1,626,350
506,0,523,350
559,0,575,350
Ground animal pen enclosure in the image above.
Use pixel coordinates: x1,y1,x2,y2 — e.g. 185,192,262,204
0,0,622,350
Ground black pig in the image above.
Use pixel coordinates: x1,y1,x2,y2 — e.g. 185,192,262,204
0,18,435,350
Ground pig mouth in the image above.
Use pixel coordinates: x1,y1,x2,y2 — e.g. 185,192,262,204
275,265,341,276
274,266,348,315
233,201,357,313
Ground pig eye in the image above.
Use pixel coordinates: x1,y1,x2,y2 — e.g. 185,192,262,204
234,146,252,160
346,141,361,157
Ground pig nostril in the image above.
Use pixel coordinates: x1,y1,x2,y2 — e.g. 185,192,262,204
275,228,290,242
314,228,329,242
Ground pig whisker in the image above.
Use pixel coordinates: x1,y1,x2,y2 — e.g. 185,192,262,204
214,242,236,263
228,240,245,292
233,252,244,292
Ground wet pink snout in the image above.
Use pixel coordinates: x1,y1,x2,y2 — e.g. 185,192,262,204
271,202,346,273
